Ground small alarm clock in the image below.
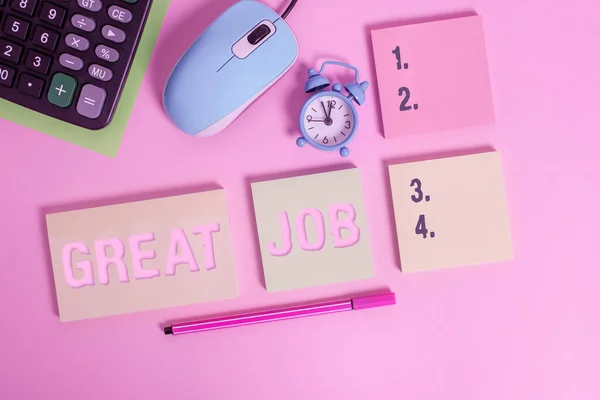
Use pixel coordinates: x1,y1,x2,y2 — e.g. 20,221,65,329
296,61,369,157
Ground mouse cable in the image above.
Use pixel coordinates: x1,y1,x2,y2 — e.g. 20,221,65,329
281,0,298,19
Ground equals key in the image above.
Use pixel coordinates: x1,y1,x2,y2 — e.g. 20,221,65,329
77,84,106,119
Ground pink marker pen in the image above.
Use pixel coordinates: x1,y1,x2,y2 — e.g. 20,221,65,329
164,292,396,335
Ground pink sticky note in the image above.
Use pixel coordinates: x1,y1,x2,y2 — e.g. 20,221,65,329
371,15,495,137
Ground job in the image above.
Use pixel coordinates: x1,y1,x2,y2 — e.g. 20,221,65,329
268,203,360,256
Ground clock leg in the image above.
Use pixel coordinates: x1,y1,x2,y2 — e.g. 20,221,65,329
340,147,350,157
296,137,307,147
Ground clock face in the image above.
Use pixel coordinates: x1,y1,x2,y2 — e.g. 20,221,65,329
302,94,356,148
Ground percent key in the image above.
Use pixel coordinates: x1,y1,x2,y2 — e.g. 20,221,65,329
95,45,120,63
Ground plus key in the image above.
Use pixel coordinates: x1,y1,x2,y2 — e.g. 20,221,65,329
47,73,77,108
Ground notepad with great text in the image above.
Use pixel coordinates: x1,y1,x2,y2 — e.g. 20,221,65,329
46,190,238,322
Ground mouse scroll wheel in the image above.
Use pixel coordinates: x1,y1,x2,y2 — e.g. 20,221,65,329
247,24,272,45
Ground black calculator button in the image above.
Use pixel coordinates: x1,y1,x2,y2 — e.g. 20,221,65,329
107,5,132,23
10,0,38,17
0,64,16,87
65,33,90,51
71,14,96,32
4,15,30,40
25,50,52,74
32,26,59,50
18,73,44,97
40,3,67,27
0,39,23,63
77,0,103,12
59,53,84,70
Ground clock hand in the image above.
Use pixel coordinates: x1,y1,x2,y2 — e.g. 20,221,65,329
327,101,333,119
321,101,328,118
310,119,326,122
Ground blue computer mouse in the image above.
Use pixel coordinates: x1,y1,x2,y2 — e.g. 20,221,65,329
163,0,299,136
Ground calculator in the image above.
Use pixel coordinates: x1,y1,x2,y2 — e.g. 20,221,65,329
0,0,153,130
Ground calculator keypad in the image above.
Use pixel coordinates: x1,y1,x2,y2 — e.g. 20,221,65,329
65,33,88,51
101,24,124,42
11,0,38,17
47,71,75,107
107,5,131,23
39,3,66,27
59,52,82,70
95,43,117,62
18,72,43,97
4,15,30,40
25,49,51,73
77,0,102,13
0,0,153,130
71,14,95,32
0,38,22,63
76,83,105,118
0,64,16,86
32,26,58,50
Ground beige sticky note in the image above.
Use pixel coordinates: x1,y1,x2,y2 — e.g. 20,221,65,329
46,190,238,321
389,152,513,273
251,169,374,291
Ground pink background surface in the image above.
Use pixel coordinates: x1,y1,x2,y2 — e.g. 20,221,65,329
1,0,599,398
